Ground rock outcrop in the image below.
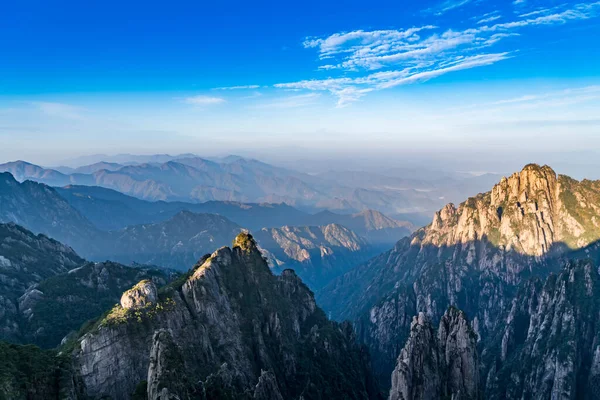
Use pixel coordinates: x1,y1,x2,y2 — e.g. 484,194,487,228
71,233,380,399
318,164,600,389
389,308,479,400
121,280,158,309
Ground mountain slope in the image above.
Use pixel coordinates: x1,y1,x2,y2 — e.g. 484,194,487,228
56,184,309,231
0,223,85,342
0,173,101,253
480,260,600,399
318,164,600,389
0,222,173,348
308,209,414,247
0,161,71,186
255,224,381,289
389,307,479,400
68,233,381,399
90,211,243,270
19,262,172,348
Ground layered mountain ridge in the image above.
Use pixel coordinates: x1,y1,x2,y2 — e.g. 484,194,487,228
1,173,405,289
4,161,600,399
0,157,498,215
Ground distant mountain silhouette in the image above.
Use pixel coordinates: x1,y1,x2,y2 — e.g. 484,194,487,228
0,157,498,215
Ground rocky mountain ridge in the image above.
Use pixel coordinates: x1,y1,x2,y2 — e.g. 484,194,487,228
68,233,380,399
1,174,393,289
0,223,84,342
318,164,600,389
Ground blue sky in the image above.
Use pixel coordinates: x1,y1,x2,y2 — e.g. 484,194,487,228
1,0,600,168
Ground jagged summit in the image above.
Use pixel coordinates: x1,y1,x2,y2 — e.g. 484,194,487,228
233,231,257,252
389,307,479,400
69,232,378,400
423,163,595,256
318,164,600,390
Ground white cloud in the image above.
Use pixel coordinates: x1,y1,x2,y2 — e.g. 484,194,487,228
491,86,600,106
31,102,85,120
183,95,226,105
274,1,600,106
426,0,475,15
477,15,501,24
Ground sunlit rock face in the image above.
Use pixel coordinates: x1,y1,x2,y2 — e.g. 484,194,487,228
319,164,600,390
120,280,158,310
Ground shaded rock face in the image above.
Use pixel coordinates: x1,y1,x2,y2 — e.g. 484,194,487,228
147,329,195,400
481,260,600,399
389,308,479,400
318,164,600,389
253,370,284,400
121,280,158,309
72,233,379,400
0,223,84,342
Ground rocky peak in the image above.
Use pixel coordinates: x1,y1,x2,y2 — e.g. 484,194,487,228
431,203,458,230
389,307,479,400
120,279,158,309
72,236,378,399
490,164,557,208
437,307,479,400
252,370,284,400
417,163,598,257
233,231,257,253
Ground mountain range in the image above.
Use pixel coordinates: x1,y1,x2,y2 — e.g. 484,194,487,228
1,171,403,289
0,157,500,216
4,161,600,398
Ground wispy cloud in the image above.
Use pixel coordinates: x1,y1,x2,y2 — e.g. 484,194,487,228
490,85,600,107
426,0,476,15
213,85,260,90
477,14,501,24
274,1,600,106
453,85,600,114
31,102,85,120
276,53,510,107
183,95,226,105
